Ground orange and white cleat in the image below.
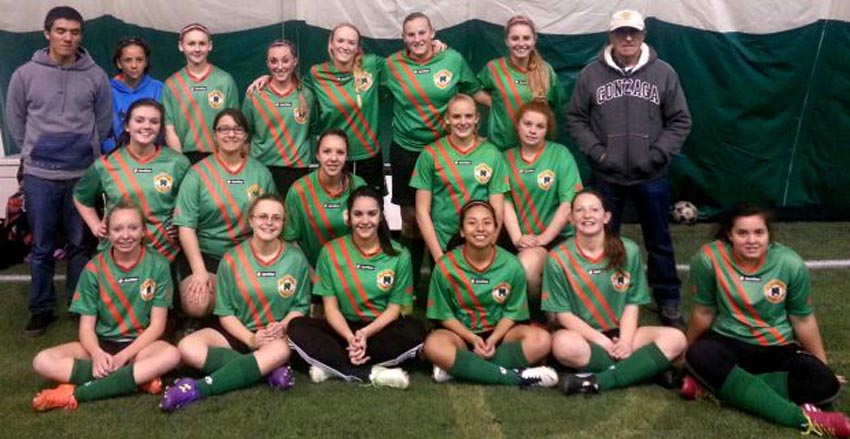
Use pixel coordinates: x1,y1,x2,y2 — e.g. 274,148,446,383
138,377,163,395
32,384,78,412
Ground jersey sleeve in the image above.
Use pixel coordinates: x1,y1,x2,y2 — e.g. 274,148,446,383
172,154,192,193
426,259,454,321
260,164,277,195
69,262,100,316
547,63,568,122
311,245,335,297
212,256,238,317
624,241,651,305
455,52,482,95
477,62,495,92
556,147,583,203
224,73,240,109
784,251,814,317
282,183,301,241
241,93,257,135
173,169,201,229
151,258,174,308
501,258,530,321
73,162,104,207
689,249,718,308
388,247,414,307
290,251,312,315
162,81,178,127
541,254,573,313
487,151,510,195
409,148,435,191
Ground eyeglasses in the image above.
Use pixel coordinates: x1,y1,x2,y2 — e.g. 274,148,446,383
252,213,284,223
216,126,246,135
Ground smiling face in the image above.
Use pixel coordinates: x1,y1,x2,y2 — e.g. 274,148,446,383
45,18,82,64
403,16,435,60
329,25,360,67
316,133,347,178
609,27,645,63
267,44,297,86
250,199,285,243
116,44,147,83
571,192,611,238
445,97,479,142
348,195,381,242
213,114,247,155
178,29,212,66
125,104,162,148
506,23,535,64
516,109,547,148
461,204,496,250
728,214,770,265
108,208,145,255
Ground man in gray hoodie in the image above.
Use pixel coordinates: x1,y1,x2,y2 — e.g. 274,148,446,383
5,6,112,336
567,10,691,329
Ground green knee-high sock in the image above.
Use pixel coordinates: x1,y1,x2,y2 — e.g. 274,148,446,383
581,343,615,373
758,371,790,400
69,359,94,384
201,347,241,375
718,366,807,429
490,342,529,369
596,342,670,390
448,350,522,385
196,353,263,397
73,365,138,403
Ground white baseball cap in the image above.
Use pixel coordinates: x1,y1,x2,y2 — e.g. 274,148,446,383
609,9,645,32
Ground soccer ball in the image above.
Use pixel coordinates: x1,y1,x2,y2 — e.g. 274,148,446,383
671,201,698,225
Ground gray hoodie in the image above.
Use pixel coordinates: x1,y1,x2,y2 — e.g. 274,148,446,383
567,43,691,185
5,47,112,180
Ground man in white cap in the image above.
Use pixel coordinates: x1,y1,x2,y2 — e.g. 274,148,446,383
567,9,691,329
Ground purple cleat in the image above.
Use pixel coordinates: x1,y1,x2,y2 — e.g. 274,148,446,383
160,378,202,412
267,365,295,390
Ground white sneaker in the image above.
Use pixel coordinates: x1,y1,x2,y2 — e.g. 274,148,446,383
309,365,330,383
432,365,453,383
369,366,410,389
520,366,559,388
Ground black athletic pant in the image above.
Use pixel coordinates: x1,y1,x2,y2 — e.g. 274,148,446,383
288,316,425,381
685,331,840,405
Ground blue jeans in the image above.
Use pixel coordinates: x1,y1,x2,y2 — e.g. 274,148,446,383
592,176,681,308
23,175,90,315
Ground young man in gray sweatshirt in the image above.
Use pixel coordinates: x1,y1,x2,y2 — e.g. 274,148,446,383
5,6,112,336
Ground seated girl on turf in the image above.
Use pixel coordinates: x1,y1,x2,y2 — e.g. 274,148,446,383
160,194,311,411
287,187,425,389
422,200,557,387
31,200,180,411
545,190,686,395
682,204,850,437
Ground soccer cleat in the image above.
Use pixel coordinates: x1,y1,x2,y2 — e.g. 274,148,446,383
802,405,850,437
160,378,202,412
369,366,410,390
519,366,559,388
309,365,330,384
680,375,708,400
267,365,295,390
138,377,163,395
561,373,600,396
432,365,454,383
32,384,78,411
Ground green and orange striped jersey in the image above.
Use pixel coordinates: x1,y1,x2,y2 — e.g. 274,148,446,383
314,235,413,322
173,155,275,258
427,246,528,333
305,54,384,161
283,170,366,266
70,247,172,340
243,84,316,168
478,57,566,150
382,48,480,152
214,240,311,331
162,65,239,153
689,241,812,346
504,141,582,238
541,237,649,331
410,137,509,250
74,147,190,261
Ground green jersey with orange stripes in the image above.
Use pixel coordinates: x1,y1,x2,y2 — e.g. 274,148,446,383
689,241,812,346
410,138,509,250
74,147,190,261
382,48,481,152
541,237,649,331
427,246,528,333
163,65,239,154
70,247,172,340
478,57,566,150
504,141,582,238
305,54,384,161
243,84,315,168
314,235,413,322
283,171,366,266
173,155,275,258
214,240,311,331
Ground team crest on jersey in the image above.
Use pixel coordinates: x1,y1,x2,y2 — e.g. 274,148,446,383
154,172,174,194
278,275,297,298
293,106,308,125
355,71,374,93
246,184,263,200
376,269,395,292
763,279,787,304
492,282,511,304
208,90,225,109
474,164,493,184
140,279,156,301
434,69,453,89
611,271,631,293
537,170,555,191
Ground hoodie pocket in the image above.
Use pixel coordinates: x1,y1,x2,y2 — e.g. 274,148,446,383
627,133,654,176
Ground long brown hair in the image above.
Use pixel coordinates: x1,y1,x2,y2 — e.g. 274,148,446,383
347,186,398,256
505,15,550,100
571,189,626,272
